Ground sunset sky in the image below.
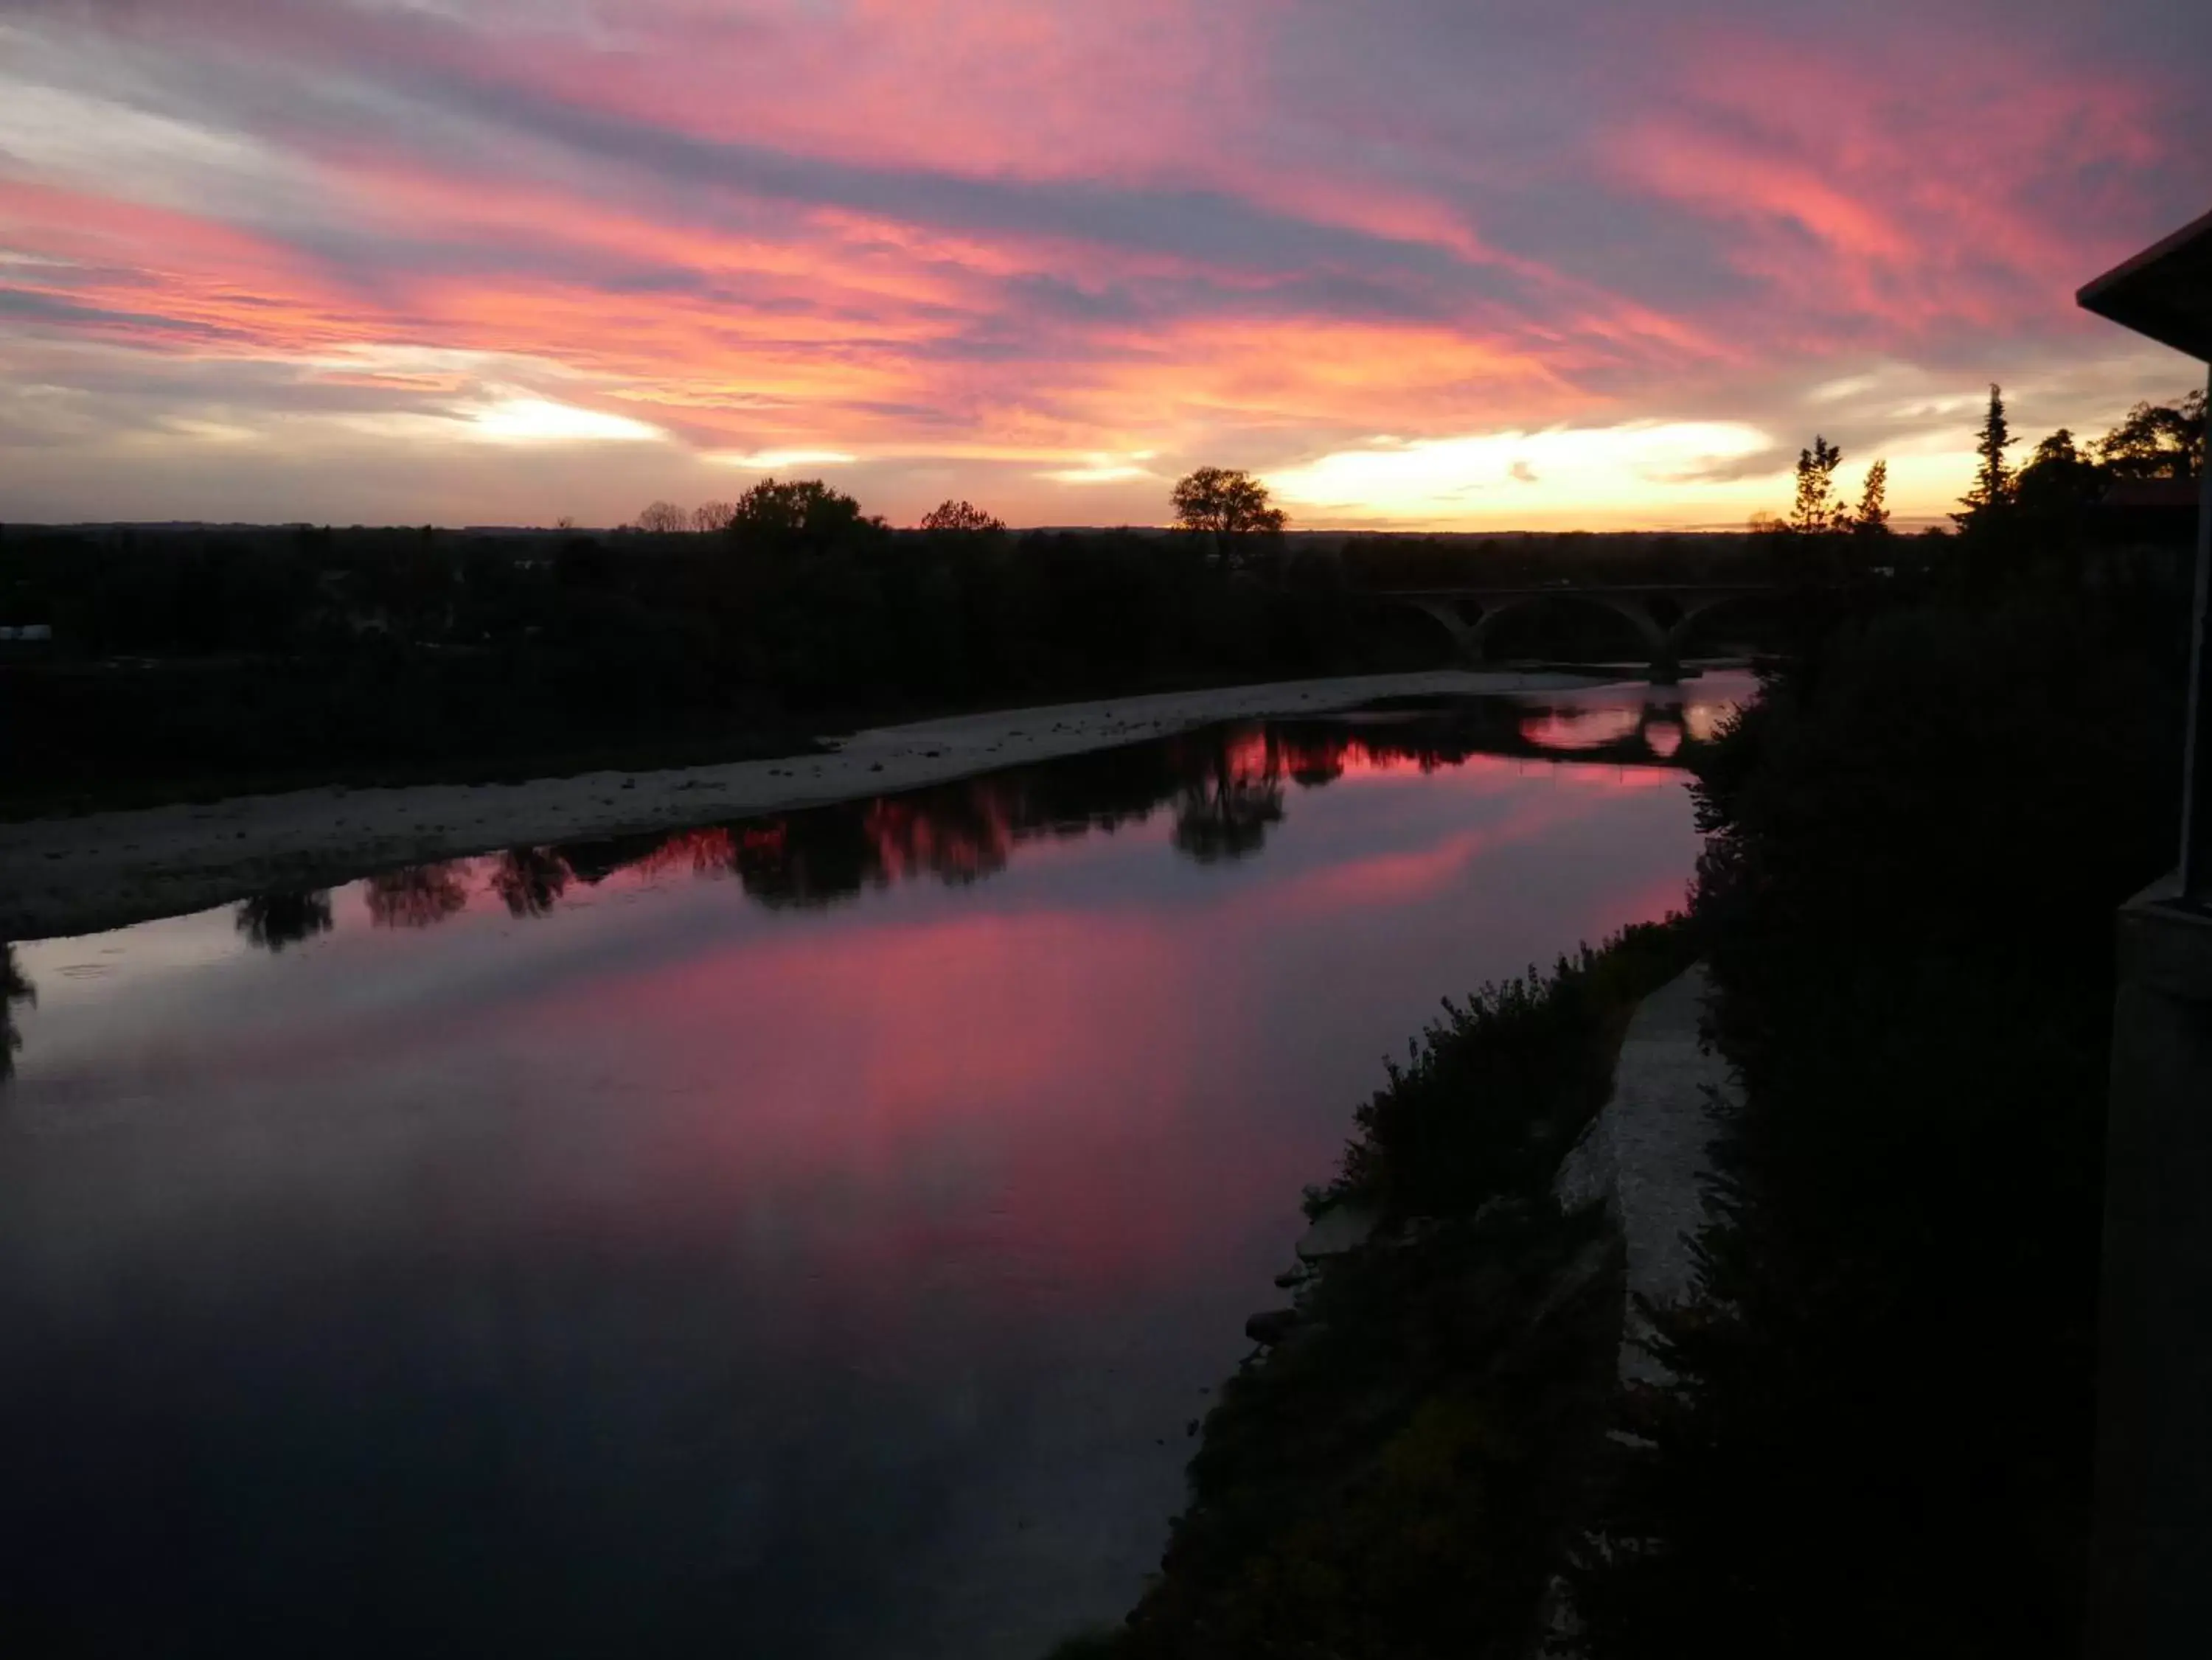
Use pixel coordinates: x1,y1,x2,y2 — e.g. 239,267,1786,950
3,0,2209,531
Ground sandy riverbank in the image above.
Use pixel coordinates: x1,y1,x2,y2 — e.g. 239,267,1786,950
1553,963,1733,1389
1,669,1600,942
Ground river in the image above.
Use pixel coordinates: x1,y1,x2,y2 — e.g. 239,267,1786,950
0,673,1745,1659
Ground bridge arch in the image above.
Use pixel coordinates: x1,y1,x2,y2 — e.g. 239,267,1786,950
1463,591,1667,674
1659,587,1784,668
1380,583,1788,681
1399,596,1482,661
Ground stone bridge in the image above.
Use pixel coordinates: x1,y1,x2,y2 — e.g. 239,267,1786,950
1382,583,1787,682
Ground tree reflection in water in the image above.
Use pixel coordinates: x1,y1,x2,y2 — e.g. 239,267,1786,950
228,685,1738,952
1,946,31,1083
365,862,471,930
234,890,335,952
490,848,571,918
1172,730,1287,864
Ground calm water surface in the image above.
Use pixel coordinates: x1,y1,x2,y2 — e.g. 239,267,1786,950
0,676,1744,1659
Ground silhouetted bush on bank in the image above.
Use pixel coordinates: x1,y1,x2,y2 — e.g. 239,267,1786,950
1332,921,1698,1220
1051,922,1694,1660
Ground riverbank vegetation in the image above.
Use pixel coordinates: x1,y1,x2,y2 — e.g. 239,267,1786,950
1057,383,2197,1657
1046,923,1696,1659
1329,924,1700,1222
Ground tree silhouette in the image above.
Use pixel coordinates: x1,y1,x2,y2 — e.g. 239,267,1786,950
1952,383,2016,530
724,478,876,553
919,499,1005,534
633,501,689,534
1789,437,1845,534
1853,460,1890,538
234,890,335,952
2017,429,2106,524
691,501,737,534
1172,467,1288,557
2096,389,2206,480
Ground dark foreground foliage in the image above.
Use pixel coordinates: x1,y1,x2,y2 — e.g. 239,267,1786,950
1105,1206,1621,1660
1573,599,2179,1659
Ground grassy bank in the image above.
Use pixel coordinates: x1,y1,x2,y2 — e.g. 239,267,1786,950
1049,924,1697,1659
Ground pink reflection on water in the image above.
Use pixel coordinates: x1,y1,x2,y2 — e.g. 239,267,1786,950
531,910,1222,1291
1520,705,1643,750
1681,695,1738,742
0,688,1731,1657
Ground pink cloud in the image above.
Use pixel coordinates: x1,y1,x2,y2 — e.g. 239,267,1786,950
1607,29,2171,338
0,0,2201,523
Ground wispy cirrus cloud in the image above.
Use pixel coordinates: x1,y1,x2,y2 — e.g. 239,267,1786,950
0,0,2206,527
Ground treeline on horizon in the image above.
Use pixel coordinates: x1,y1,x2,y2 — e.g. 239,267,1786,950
0,476,1781,810
0,385,2197,810
0,475,1398,808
